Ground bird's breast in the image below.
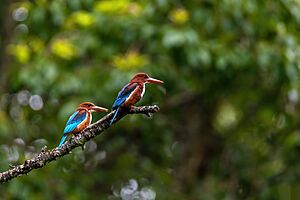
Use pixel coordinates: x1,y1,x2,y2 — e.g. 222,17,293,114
73,112,91,134
124,84,144,107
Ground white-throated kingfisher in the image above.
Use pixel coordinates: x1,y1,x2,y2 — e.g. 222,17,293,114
110,73,163,125
58,102,108,148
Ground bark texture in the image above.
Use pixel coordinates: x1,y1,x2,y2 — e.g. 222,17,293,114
0,105,160,183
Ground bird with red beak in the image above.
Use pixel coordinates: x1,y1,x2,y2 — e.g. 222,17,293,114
58,102,108,148
110,73,163,125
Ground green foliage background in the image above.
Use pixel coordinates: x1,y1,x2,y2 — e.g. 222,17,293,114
1,0,300,199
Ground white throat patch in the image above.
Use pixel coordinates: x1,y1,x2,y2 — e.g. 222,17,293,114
141,84,145,97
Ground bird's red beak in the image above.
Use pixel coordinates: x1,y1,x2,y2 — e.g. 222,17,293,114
91,106,108,112
146,77,164,84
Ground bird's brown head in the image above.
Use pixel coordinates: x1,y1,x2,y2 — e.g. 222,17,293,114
77,102,108,112
130,72,164,84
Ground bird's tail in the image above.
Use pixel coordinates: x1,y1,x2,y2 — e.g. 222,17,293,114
110,107,120,125
58,134,68,149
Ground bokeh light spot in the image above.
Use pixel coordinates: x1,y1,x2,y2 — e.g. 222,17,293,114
13,7,28,22
17,90,31,106
29,95,44,111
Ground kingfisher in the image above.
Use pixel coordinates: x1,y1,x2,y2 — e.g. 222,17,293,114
58,102,108,148
110,72,164,125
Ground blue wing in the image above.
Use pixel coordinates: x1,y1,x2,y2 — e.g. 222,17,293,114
58,111,87,148
112,83,138,110
63,111,87,135
110,83,138,125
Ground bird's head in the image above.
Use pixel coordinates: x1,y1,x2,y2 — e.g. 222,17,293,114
77,102,108,112
130,73,164,84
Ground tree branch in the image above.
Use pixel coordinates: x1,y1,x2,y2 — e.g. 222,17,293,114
0,105,160,184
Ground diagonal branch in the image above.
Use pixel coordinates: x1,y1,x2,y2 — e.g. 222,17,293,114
0,105,160,184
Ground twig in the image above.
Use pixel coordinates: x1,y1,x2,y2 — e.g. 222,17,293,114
0,105,160,183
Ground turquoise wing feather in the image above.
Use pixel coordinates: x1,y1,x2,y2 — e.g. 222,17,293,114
58,111,87,148
110,83,138,125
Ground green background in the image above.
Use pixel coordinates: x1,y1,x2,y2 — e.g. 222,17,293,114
1,0,300,199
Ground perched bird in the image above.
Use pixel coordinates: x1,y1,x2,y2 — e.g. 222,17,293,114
110,72,163,125
58,102,108,148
